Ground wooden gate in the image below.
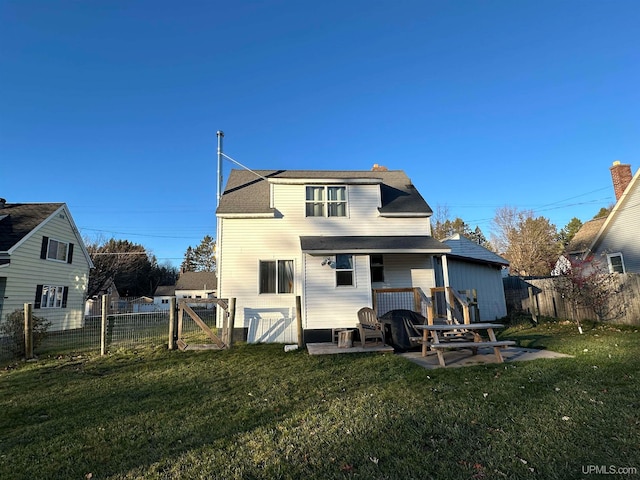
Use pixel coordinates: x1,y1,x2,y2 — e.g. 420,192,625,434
176,298,230,351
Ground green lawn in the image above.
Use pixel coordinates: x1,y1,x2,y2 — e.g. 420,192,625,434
0,319,638,480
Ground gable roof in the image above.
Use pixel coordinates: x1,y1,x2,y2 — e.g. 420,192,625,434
566,217,607,254
0,202,94,268
154,285,175,296
587,166,640,255
442,234,509,266
216,169,433,217
175,271,217,291
0,203,64,252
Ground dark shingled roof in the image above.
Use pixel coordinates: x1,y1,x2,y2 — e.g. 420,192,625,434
300,236,450,253
566,217,607,254
154,285,175,296
0,203,64,252
175,271,217,291
216,169,433,216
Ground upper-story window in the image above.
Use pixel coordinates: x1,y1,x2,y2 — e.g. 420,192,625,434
305,186,347,217
40,236,74,264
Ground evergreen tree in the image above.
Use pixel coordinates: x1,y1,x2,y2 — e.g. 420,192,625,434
181,246,197,272
558,217,583,247
181,236,216,272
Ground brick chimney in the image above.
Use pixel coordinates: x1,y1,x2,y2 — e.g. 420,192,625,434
609,161,633,201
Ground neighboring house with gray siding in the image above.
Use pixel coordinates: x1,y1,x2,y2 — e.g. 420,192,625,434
0,200,93,331
215,168,452,343
556,162,640,275
437,234,509,321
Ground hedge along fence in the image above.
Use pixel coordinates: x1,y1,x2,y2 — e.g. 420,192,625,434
503,273,640,325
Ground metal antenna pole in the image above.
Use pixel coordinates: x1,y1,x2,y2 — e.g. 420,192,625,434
216,130,224,205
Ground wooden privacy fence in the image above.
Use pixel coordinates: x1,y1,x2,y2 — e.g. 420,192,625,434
503,274,640,325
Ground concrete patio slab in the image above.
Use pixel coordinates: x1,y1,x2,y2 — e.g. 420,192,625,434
306,342,394,355
399,346,572,369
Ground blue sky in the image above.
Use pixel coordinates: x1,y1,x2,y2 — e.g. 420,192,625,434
1,1,638,267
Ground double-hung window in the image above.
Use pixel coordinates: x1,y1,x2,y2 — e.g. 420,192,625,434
607,253,626,274
305,186,347,217
335,254,354,286
260,260,294,294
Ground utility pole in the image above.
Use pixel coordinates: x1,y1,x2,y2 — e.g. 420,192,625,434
217,130,224,206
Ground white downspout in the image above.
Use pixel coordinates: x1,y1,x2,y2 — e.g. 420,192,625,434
441,254,452,323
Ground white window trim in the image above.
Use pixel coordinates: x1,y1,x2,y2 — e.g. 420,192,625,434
335,254,356,287
47,238,69,263
305,185,348,218
606,252,626,274
258,259,295,295
41,285,65,309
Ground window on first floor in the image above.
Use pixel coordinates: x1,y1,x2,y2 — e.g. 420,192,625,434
259,260,294,294
370,254,384,283
35,285,68,309
161,299,169,304
607,253,626,274
336,254,354,286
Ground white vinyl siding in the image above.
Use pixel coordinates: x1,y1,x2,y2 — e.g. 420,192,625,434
0,208,90,331
303,254,371,330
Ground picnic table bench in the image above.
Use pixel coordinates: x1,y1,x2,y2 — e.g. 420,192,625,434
415,323,515,367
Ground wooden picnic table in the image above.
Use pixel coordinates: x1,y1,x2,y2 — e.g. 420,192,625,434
415,323,515,367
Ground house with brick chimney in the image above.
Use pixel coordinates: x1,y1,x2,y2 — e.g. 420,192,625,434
556,161,640,275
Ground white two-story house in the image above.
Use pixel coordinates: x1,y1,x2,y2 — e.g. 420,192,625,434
215,168,453,343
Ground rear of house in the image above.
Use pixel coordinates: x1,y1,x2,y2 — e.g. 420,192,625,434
216,169,451,343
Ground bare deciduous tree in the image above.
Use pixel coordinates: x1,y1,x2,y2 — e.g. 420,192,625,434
491,207,562,276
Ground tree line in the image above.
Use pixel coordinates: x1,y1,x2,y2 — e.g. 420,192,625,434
85,235,216,299
432,204,612,277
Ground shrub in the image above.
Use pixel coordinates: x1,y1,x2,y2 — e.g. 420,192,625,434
0,309,51,358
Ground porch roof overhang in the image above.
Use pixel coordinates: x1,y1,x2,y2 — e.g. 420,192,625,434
300,236,451,254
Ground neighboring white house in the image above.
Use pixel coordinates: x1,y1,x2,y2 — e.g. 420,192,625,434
438,234,509,321
555,161,640,275
215,168,453,343
153,271,217,310
0,200,93,331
